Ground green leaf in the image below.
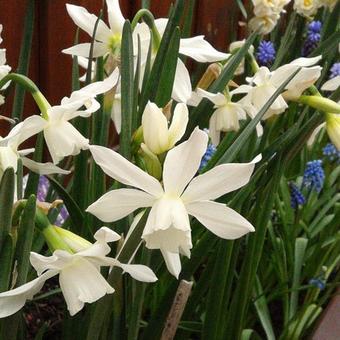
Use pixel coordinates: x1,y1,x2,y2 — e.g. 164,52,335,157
11,0,35,120
0,167,15,251
0,235,14,292
289,238,308,320
47,176,85,230
253,276,276,340
154,27,180,107
14,195,36,286
120,20,135,160
139,0,184,112
24,133,44,198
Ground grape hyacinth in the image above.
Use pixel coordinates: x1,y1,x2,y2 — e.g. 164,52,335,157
329,62,340,79
302,160,325,193
256,41,276,67
322,143,340,163
302,21,322,57
23,175,69,226
289,182,306,209
199,143,217,170
309,278,326,290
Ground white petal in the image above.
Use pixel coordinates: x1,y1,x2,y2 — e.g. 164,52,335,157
289,55,322,67
86,188,155,222
80,68,119,97
89,145,163,197
321,76,340,91
106,0,125,35
160,249,182,279
307,122,326,147
163,128,208,196
208,112,221,146
142,198,192,254
0,115,47,150
182,155,260,202
0,270,58,318
186,200,254,239
66,4,112,42
30,251,73,275
171,59,193,103
21,157,70,175
196,88,227,106
115,261,158,282
62,42,108,58
111,93,122,133
168,103,189,147
179,36,230,62
59,257,114,316
94,226,121,243
142,101,170,154
44,121,89,164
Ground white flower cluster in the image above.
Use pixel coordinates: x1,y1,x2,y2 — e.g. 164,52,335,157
0,24,11,105
249,0,291,34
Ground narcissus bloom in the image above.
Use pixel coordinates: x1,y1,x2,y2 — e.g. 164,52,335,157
63,0,125,58
0,119,69,182
0,227,157,317
141,101,188,155
233,56,322,119
294,0,321,17
15,69,119,164
196,88,248,145
87,128,259,278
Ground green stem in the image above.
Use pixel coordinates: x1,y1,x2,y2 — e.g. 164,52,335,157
131,9,161,50
0,73,50,117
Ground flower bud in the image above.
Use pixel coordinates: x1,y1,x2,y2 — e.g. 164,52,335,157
299,95,340,114
52,226,92,252
326,113,340,150
139,143,162,180
141,101,188,155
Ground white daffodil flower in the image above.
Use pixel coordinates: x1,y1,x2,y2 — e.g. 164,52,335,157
141,101,188,155
232,56,322,119
321,75,340,92
0,119,69,183
87,128,260,278
294,0,321,17
63,0,125,58
0,227,157,318
249,0,290,34
196,88,248,145
8,69,119,164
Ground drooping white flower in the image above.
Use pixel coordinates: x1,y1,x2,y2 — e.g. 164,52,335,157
232,56,322,119
294,0,321,17
141,101,188,154
7,69,119,164
0,119,69,183
87,128,259,278
196,88,249,145
0,227,157,318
